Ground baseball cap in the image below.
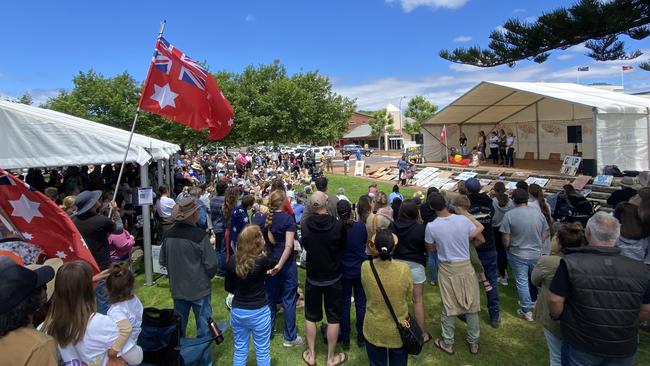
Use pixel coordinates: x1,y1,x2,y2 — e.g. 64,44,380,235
465,178,481,193
310,191,328,210
0,258,54,315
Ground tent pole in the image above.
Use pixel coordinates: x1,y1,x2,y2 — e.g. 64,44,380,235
109,109,140,217
140,162,154,286
156,159,164,190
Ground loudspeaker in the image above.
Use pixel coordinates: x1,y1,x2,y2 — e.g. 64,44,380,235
567,125,582,143
582,159,597,176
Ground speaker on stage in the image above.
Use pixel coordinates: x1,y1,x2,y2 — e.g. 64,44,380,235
582,159,597,176
567,126,582,143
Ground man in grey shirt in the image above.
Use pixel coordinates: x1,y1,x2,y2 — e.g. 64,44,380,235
500,188,549,321
160,198,218,346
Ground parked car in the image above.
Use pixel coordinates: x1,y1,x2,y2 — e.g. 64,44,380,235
340,144,373,157
279,145,295,155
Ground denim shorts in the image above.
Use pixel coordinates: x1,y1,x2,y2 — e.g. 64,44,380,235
397,260,426,284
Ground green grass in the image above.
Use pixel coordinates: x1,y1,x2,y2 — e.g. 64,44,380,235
135,174,650,365
309,173,422,202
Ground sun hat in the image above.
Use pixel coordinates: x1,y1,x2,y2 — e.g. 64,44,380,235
620,176,641,189
637,171,650,188
0,257,55,315
171,198,200,222
73,190,103,216
310,191,328,211
26,258,63,301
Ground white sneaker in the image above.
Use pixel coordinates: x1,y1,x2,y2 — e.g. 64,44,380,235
498,277,509,286
283,335,305,348
517,309,534,322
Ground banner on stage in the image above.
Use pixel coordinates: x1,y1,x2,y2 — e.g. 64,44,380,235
137,187,153,206
354,160,365,176
151,245,167,275
592,175,613,187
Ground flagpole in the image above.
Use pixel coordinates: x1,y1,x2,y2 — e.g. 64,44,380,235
109,21,166,218
444,125,449,167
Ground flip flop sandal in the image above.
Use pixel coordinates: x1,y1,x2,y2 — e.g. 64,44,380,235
433,337,455,355
302,350,316,366
330,352,347,366
423,332,433,344
482,280,493,292
466,340,480,355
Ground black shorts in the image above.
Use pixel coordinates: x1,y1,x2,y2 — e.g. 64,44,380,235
304,280,342,324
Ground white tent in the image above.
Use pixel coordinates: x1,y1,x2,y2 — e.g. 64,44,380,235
0,99,180,169
422,81,650,173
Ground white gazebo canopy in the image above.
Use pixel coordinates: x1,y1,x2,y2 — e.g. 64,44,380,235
422,81,650,172
0,100,180,169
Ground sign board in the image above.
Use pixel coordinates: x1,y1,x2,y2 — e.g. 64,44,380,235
137,187,153,206
455,172,478,181
592,175,613,187
561,156,582,176
405,145,424,162
525,177,549,187
151,245,167,275
572,175,591,190
354,160,365,176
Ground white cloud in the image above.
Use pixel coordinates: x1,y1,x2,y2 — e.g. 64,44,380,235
453,35,473,43
512,8,527,13
0,88,62,107
386,0,470,12
244,14,255,23
334,54,650,110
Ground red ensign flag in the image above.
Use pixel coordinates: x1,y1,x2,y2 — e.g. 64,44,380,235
139,37,234,140
0,168,99,273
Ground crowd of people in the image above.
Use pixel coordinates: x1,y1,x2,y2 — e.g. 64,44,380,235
1,150,650,366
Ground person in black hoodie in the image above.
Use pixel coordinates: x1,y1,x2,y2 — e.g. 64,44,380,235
302,191,347,366
391,199,433,343
420,187,439,287
465,178,501,328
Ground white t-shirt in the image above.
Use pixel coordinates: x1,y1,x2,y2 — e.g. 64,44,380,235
506,136,515,148
425,214,476,262
56,313,119,366
107,296,143,354
157,196,176,218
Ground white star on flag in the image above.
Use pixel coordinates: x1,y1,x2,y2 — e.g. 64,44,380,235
68,246,75,253
22,232,33,240
55,251,67,259
243,217,248,223
150,83,178,109
9,194,44,223
227,118,234,127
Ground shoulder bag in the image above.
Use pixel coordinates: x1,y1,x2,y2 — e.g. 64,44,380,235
369,259,423,355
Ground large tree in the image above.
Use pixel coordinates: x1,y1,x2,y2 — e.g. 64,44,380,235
368,108,395,136
43,62,355,148
404,96,438,136
440,0,650,70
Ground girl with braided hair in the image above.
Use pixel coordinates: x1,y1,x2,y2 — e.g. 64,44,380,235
252,190,304,347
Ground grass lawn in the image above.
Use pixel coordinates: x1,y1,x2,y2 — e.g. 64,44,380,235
305,173,423,202
135,174,650,365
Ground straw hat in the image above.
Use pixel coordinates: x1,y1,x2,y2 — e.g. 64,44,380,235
172,198,200,222
620,176,641,189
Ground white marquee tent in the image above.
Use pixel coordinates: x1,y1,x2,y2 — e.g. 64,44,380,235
0,99,180,169
422,81,650,173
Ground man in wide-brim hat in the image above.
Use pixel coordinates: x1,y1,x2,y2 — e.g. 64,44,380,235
159,198,217,354
71,191,123,314
607,176,641,208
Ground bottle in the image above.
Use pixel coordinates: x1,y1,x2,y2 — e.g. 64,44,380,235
208,317,224,345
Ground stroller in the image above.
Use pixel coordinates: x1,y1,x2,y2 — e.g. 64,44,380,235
138,307,228,366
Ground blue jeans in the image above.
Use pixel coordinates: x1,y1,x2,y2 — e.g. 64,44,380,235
508,253,539,312
231,306,271,366
95,280,110,315
174,295,213,339
477,249,500,321
427,252,438,283
366,340,408,366
561,342,634,366
340,277,366,344
214,232,226,277
265,259,298,341
543,328,562,366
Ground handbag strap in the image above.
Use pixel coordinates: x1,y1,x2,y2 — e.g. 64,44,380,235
369,259,400,327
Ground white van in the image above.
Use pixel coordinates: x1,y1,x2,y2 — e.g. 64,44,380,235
307,145,335,161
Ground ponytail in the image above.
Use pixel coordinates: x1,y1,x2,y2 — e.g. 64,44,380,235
373,229,396,261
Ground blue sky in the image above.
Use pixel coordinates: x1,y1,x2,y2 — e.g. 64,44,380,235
1,0,649,109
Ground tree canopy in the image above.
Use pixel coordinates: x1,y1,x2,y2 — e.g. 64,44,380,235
43,62,355,148
440,0,650,71
404,96,438,136
368,108,395,137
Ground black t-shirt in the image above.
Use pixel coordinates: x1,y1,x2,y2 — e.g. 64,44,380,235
550,259,650,304
225,255,278,309
391,219,427,266
73,211,116,270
